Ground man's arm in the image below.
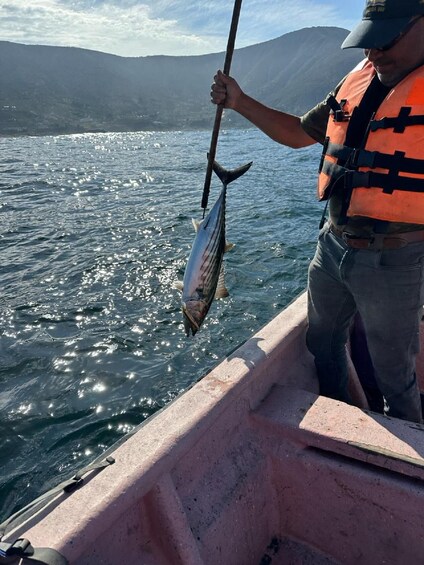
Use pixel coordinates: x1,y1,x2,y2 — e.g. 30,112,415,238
211,70,317,149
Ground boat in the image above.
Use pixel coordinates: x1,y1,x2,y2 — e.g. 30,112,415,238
2,291,424,564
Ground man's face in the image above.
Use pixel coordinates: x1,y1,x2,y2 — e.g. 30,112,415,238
364,16,424,87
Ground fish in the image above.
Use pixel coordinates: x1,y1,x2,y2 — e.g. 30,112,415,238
176,159,252,336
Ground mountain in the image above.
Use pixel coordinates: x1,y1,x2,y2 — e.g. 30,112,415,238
0,27,362,136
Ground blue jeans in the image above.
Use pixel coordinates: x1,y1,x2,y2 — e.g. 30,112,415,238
306,222,424,423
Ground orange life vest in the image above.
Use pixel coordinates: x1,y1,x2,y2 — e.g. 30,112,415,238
318,60,424,224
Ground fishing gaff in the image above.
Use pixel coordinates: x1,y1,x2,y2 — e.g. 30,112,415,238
201,0,243,216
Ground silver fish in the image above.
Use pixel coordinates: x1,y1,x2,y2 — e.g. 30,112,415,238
177,159,252,336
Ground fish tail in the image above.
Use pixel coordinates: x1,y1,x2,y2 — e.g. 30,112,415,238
211,158,252,186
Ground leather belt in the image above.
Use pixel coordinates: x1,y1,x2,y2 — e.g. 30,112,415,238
329,223,424,250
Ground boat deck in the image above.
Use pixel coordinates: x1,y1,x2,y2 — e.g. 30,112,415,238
8,293,424,564
259,536,340,564
252,385,424,563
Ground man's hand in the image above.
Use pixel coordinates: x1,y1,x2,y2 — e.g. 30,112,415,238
210,70,243,110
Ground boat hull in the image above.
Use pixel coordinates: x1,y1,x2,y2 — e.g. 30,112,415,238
7,292,424,564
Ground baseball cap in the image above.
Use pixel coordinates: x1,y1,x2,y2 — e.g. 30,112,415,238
342,0,424,49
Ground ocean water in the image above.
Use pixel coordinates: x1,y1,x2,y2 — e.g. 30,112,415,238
0,129,322,521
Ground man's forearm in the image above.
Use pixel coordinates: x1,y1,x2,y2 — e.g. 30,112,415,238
234,93,316,149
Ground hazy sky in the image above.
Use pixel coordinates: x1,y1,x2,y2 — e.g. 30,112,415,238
0,0,366,57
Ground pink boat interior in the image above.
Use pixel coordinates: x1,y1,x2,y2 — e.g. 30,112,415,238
8,292,424,564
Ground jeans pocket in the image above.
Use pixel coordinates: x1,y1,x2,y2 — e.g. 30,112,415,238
379,242,424,270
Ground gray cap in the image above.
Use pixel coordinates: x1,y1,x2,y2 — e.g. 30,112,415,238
342,0,424,49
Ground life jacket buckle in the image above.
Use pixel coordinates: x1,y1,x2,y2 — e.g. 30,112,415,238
337,100,350,122
326,95,351,122
333,110,351,123
352,149,377,168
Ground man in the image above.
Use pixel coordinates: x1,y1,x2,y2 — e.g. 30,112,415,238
211,0,424,423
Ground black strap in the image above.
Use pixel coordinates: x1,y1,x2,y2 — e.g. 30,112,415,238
321,159,349,181
320,155,351,205
325,142,353,163
325,94,350,122
0,456,114,540
325,142,424,176
0,539,67,564
0,456,115,565
354,148,424,175
348,170,424,194
370,107,424,133
318,136,330,174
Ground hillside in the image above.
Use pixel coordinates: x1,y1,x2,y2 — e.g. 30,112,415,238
0,27,362,136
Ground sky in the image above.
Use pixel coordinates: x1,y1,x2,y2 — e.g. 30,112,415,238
0,0,366,58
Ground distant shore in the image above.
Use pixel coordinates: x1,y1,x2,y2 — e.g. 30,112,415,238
0,122,249,139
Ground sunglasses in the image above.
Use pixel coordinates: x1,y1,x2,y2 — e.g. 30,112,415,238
377,15,422,51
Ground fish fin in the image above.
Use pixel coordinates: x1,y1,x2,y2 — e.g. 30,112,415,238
173,281,184,293
225,241,235,253
192,218,201,232
215,265,229,299
208,156,252,186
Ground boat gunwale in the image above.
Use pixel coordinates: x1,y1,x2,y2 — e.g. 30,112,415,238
8,292,311,559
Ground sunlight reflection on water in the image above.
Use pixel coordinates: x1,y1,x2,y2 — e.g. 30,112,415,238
0,129,322,519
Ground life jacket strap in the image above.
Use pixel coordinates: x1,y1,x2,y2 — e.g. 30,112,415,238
347,170,424,194
325,94,351,122
324,142,424,176
324,142,353,163
353,149,424,175
321,159,349,181
370,106,424,133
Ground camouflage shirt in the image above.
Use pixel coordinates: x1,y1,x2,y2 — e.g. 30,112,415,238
300,78,423,235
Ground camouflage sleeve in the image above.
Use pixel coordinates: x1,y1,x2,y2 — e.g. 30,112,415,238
300,77,346,145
